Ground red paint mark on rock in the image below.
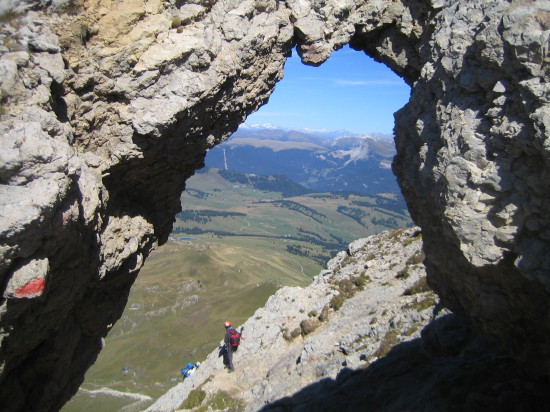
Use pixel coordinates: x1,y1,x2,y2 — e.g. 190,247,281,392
15,279,46,298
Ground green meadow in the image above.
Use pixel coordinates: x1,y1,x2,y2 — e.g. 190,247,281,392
62,169,411,411
174,169,411,263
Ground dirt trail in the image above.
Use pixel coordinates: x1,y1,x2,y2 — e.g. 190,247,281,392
202,366,250,404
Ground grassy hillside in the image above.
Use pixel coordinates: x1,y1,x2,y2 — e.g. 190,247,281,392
63,237,316,412
62,169,412,412
174,168,411,264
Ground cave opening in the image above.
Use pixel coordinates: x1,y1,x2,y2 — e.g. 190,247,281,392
62,45,414,412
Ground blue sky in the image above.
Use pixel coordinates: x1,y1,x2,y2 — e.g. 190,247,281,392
245,45,411,135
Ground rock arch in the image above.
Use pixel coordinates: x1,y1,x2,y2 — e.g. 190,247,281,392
0,0,548,410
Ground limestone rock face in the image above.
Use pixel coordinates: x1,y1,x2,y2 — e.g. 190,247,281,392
147,228,437,411
148,229,549,412
392,0,550,377
0,0,548,410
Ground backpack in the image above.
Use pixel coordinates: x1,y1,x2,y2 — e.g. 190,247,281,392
181,363,195,378
228,328,241,349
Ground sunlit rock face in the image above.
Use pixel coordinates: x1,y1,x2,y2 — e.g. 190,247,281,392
392,0,550,377
0,0,547,410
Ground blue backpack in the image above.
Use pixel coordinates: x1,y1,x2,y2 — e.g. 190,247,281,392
181,363,195,378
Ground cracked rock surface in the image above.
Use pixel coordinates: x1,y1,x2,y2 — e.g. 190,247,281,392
0,0,548,410
148,229,550,412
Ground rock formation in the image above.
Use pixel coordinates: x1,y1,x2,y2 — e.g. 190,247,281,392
392,0,550,377
146,227,437,411
0,0,548,411
147,228,550,412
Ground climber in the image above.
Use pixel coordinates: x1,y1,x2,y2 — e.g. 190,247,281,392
221,321,241,373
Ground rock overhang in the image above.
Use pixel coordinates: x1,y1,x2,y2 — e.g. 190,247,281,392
0,0,548,410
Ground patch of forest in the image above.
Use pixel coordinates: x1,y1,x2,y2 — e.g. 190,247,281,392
351,196,408,215
270,200,327,223
218,169,312,197
336,206,368,226
176,210,246,223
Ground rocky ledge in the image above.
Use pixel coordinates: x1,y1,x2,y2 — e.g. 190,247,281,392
147,229,550,412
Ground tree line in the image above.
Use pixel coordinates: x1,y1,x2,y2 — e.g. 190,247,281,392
176,210,246,223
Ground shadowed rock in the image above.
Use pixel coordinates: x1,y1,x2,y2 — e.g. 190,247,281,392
0,0,548,410
260,313,550,412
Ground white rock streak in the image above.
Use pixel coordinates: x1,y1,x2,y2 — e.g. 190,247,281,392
79,387,152,401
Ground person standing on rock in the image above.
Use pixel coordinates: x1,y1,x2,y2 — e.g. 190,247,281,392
222,321,241,372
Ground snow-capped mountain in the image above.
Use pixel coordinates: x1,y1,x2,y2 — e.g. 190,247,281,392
205,125,399,194
239,123,393,140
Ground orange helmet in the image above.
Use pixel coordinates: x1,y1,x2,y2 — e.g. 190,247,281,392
224,321,232,328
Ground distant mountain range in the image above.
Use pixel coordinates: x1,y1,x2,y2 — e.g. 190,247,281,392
205,125,399,194
239,123,393,140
